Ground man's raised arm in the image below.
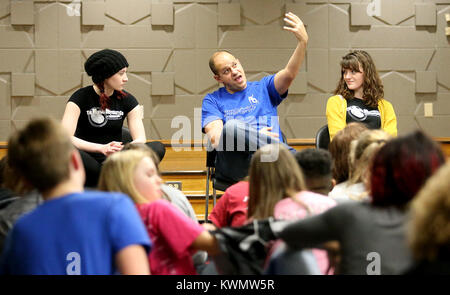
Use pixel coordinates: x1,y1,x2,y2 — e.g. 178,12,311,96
274,12,308,96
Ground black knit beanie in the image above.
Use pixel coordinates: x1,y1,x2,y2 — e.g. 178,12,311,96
84,49,129,85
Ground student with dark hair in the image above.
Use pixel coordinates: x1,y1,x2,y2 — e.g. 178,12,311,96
0,155,43,254
327,50,397,140
278,130,445,274
0,157,18,210
62,49,165,187
0,118,151,275
294,148,334,196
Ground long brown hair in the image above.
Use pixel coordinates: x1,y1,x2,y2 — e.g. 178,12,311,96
333,50,384,108
248,144,306,220
328,122,368,184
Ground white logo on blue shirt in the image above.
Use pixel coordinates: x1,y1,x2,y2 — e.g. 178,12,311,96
248,94,258,104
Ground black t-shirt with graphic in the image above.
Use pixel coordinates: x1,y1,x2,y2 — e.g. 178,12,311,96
345,98,381,130
68,86,138,146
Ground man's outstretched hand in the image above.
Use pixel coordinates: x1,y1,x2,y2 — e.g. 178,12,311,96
283,12,308,44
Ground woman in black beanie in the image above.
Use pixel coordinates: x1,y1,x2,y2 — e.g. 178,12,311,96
62,49,165,187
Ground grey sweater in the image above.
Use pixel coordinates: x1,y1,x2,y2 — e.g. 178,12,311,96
278,201,413,275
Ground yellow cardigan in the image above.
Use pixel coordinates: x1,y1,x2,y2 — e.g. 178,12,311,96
326,95,398,140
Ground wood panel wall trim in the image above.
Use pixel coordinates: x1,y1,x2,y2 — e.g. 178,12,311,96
2,137,450,148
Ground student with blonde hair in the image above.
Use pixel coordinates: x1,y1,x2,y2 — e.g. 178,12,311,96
330,129,391,203
98,149,219,275
407,162,450,274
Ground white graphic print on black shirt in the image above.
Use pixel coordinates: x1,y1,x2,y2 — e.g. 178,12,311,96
346,98,381,130
87,107,124,128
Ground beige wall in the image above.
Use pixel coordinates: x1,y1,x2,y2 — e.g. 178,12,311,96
0,0,449,141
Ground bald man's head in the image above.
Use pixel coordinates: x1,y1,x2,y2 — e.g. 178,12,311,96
209,51,234,75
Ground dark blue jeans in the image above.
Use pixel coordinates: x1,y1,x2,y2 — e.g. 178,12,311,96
214,119,295,183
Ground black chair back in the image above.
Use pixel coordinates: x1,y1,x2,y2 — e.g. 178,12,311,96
122,127,133,144
315,125,330,150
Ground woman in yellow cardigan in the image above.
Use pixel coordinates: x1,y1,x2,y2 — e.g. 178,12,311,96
326,50,397,140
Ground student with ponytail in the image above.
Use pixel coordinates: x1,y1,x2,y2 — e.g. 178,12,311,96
62,49,165,187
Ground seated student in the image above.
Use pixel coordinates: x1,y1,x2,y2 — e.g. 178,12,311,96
278,130,446,274
0,156,43,253
328,122,368,196
294,148,334,196
98,150,220,275
257,145,336,275
326,50,397,140
208,179,249,228
407,162,450,274
62,49,165,187
330,129,391,203
0,118,150,275
0,157,19,210
122,142,208,269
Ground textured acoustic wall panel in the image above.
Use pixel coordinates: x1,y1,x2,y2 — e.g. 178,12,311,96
415,3,437,26
0,0,449,141
11,1,34,25
218,3,240,26
0,79,10,120
11,73,34,97
82,1,106,26
152,3,173,25
416,71,437,93
152,72,174,95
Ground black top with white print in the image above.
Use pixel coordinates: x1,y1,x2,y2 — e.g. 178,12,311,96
69,86,138,146
345,98,381,130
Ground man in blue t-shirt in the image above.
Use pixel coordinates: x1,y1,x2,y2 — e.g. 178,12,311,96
0,118,151,275
202,12,309,183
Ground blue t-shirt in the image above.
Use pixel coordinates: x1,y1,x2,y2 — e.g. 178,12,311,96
201,75,287,141
0,191,151,275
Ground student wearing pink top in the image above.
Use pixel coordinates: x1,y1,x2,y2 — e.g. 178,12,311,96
274,191,336,274
247,144,336,274
98,149,220,275
208,180,249,228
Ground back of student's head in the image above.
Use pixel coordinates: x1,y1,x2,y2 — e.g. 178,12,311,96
0,156,7,187
409,162,450,262
122,142,160,171
295,148,333,195
329,123,368,184
7,117,73,193
99,149,150,204
248,144,305,220
348,129,391,185
370,130,445,208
